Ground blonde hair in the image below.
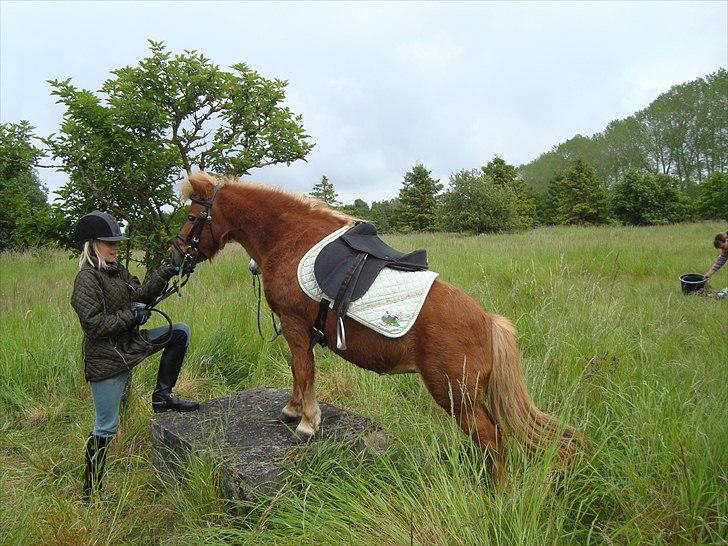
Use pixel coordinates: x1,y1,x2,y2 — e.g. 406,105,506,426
78,240,109,270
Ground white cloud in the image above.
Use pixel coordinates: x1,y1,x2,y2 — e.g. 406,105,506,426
395,38,462,68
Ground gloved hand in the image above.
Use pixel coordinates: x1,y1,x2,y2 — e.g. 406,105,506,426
134,306,151,325
160,265,180,281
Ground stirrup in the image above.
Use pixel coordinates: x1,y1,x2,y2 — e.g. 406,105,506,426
336,316,347,350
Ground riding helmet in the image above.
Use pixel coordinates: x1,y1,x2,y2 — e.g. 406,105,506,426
73,211,129,249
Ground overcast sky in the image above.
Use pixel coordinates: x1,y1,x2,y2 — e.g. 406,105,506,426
1,1,726,204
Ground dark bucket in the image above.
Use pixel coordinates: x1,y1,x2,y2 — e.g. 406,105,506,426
679,273,706,294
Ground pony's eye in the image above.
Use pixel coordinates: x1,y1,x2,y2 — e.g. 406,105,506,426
188,215,196,222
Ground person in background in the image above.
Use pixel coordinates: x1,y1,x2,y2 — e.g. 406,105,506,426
70,211,200,499
704,231,728,281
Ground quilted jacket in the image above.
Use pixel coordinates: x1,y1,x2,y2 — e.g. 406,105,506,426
71,261,172,382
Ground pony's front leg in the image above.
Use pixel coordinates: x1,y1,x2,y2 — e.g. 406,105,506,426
280,317,320,440
280,384,302,423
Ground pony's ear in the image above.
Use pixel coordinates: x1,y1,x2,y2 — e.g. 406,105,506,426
181,171,217,200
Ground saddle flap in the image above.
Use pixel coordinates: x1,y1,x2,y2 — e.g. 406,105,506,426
314,240,361,300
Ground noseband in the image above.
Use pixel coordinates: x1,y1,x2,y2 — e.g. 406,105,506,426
173,185,221,270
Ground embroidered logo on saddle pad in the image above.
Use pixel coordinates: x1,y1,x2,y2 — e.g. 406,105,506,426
297,226,439,338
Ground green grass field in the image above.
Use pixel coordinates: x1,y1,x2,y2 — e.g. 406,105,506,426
1,222,726,545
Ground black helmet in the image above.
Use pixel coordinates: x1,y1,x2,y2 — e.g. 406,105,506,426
73,211,129,249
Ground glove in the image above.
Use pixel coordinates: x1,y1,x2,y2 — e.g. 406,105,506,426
160,265,180,281
134,306,151,325
181,260,196,276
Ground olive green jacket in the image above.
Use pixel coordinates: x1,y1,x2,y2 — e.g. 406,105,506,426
71,261,171,382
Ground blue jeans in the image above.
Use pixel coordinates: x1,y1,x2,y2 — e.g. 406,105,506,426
90,323,190,438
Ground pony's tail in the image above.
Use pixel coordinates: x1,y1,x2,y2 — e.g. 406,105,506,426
488,315,576,460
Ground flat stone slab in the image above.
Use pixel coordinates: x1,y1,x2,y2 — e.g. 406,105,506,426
151,386,388,502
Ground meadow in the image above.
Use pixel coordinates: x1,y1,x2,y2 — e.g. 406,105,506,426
1,222,726,545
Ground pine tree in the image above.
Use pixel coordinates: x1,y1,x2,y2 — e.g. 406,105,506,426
398,164,442,231
555,159,609,225
309,175,341,207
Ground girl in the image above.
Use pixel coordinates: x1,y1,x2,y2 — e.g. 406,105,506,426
70,210,199,498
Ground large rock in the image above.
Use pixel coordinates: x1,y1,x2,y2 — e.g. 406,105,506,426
151,386,388,502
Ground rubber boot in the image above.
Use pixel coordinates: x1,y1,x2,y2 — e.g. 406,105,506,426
151,342,199,413
83,433,110,499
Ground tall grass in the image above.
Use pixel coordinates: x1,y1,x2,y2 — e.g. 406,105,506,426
1,223,726,544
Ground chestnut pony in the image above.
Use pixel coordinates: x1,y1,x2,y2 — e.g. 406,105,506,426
173,172,575,480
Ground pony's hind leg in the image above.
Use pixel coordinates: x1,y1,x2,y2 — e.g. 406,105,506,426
280,317,321,439
419,361,505,483
457,402,505,484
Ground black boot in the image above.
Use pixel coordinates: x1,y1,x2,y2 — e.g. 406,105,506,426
83,433,110,498
151,342,199,413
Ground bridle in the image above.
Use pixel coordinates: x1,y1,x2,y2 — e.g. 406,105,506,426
171,184,221,274
147,184,221,313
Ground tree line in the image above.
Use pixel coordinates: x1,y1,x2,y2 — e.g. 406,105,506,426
0,42,725,272
310,157,726,235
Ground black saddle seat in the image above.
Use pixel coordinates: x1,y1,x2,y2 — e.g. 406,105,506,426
314,221,429,303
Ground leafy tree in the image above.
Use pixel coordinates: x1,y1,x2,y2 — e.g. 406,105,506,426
698,70,728,176
695,171,728,220
439,169,520,234
553,159,609,225
482,156,535,228
611,171,693,225
518,135,598,193
398,164,442,231
0,121,63,250
340,198,370,219
46,40,313,273
596,117,650,186
369,198,404,233
309,175,341,207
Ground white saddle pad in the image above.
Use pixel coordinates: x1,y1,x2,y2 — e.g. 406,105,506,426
297,226,439,338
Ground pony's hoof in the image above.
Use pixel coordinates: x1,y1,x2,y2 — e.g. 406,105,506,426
293,424,316,443
279,408,300,424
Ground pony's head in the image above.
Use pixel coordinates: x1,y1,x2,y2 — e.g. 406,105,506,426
170,172,224,269
170,171,355,272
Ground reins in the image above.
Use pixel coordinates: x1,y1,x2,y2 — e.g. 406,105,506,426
134,264,193,347
252,272,282,341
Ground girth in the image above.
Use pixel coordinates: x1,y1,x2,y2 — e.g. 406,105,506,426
310,222,429,350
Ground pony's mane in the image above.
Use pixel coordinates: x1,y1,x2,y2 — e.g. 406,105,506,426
180,172,353,222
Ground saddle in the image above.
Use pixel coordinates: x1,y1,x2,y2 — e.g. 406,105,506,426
311,222,429,350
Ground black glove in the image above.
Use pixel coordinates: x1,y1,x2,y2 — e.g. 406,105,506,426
181,260,196,276
134,306,151,325
160,265,180,281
